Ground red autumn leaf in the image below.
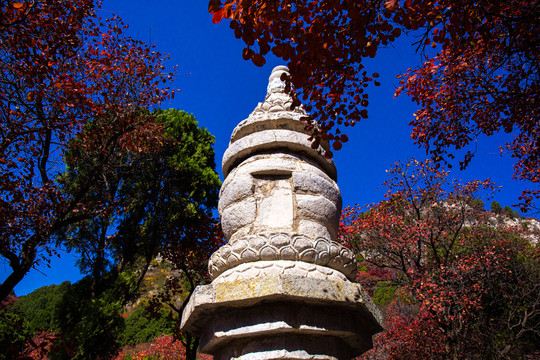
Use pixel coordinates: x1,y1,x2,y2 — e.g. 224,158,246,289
341,159,537,360
208,0,221,12
242,47,252,60
360,109,368,118
251,53,266,67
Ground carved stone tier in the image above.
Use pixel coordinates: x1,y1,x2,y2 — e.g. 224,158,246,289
181,66,382,359
208,233,357,281
181,274,383,360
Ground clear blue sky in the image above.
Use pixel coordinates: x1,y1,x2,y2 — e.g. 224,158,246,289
2,0,531,296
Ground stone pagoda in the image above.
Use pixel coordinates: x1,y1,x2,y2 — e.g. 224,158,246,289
181,66,383,359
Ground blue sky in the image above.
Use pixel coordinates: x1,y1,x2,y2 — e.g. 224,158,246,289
3,0,531,296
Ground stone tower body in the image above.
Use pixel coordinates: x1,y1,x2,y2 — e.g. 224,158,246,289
181,66,382,359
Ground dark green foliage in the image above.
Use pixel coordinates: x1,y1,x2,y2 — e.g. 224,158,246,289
491,200,503,213
372,281,397,307
46,109,221,358
470,198,485,210
2,109,220,358
112,109,221,271
504,206,517,219
118,308,173,346
53,274,128,360
5,271,177,359
0,283,70,359
12,281,71,333
0,303,33,360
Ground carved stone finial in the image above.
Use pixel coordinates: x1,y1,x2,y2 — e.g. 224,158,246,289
267,65,290,94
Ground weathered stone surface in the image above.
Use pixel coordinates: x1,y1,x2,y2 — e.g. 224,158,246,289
213,260,348,283
231,116,307,146
266,65,291,94
232,153,301,176
297,219,333,241
253,176,294,230
218,152,342,247
182,274,383,327
296,194,340,238
292,171,342,205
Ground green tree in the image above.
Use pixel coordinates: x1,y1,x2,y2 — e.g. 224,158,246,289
53,274,128,360
491,201,503,213
57,109,221,298
47,109,221,359
504,206,516,219
470,198,485,210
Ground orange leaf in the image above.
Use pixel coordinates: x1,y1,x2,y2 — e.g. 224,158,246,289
12,2,24,9
384,0,399,11
212,8,225,24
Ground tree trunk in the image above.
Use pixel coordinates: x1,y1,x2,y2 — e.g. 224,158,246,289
0,267,30,302
0,239,37,302
184,333,200,360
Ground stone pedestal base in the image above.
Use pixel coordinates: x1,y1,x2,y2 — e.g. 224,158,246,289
181,273,383,359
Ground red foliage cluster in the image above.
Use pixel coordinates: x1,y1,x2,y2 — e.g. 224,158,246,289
114,334,212,360
397,1,539,210
20,331,72,360
208,0,539,208
209,0,393,157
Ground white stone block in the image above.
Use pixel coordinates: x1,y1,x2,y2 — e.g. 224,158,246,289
219,175,255,213
296,194,340,237
221,197,256,239
297,219,333,241
292,172,342,206
254,176,294,231
222,129,337,179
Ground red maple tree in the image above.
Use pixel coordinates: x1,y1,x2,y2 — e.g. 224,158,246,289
340,160,540,359
0,0,175,301
208,0,539,209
